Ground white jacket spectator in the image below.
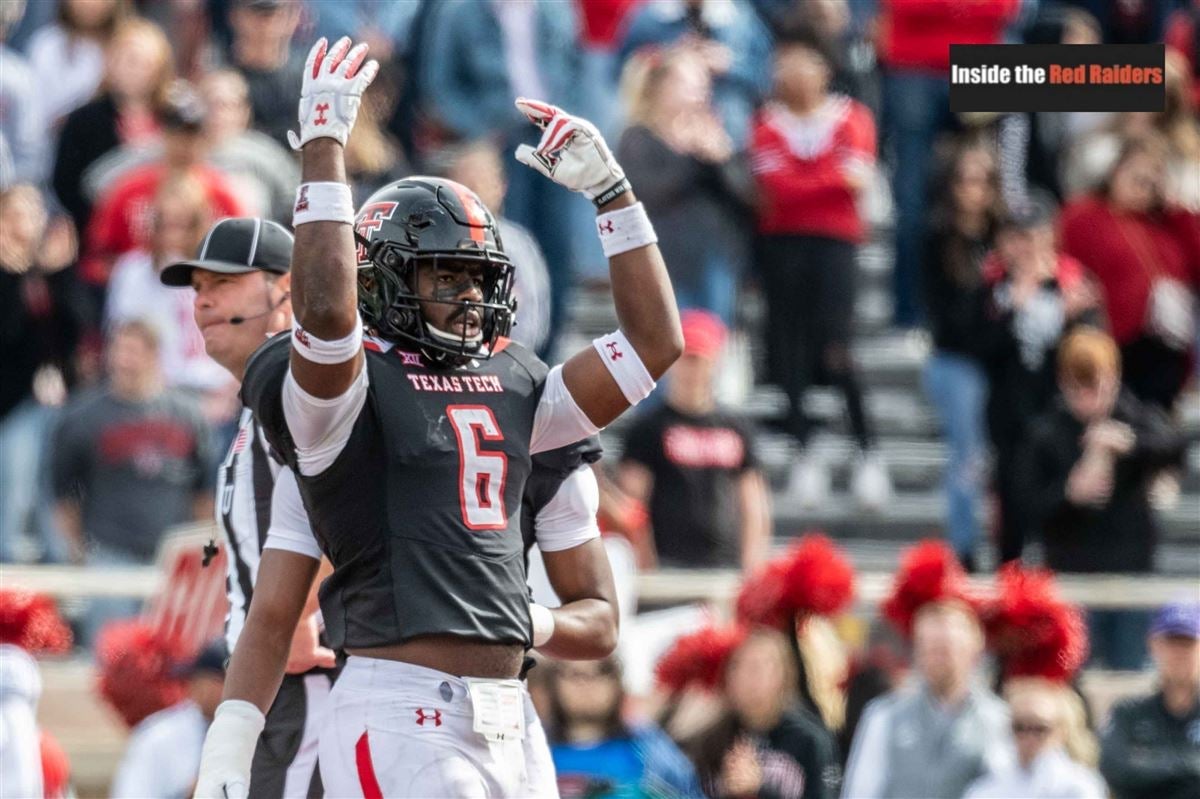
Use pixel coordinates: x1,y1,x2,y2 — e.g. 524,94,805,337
0,644,42,799
965,747,1105,799
110,700,208,798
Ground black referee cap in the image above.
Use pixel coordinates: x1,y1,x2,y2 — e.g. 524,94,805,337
160,217,293,287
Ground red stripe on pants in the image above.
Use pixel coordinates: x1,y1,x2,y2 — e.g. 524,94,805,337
355,731,383,799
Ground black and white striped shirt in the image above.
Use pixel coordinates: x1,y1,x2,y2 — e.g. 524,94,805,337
216,407,281,653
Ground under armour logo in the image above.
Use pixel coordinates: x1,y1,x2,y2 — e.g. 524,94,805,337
294,328,311,348
599,220,615,234
295,185,310,213
314,103,330,126
606,341,623,361
398,350,422,366
415,708,442,727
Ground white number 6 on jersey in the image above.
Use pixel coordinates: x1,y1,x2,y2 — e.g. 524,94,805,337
447,406,508,530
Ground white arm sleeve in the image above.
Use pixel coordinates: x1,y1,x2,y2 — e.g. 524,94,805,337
530,365,602,455
534,466,601,552
281,365,369,476
262,468,322,561
841,697,892,799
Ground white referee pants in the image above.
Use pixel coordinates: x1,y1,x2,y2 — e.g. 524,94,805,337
318,656,559,798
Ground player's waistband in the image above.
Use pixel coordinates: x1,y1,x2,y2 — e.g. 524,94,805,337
339,655,527,697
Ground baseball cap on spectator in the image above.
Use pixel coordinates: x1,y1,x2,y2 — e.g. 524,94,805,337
159,81,208,132
160,217,294,286
680,309,726,360
1151,601,1200,639
1001,189,1057,230
170,639,227,679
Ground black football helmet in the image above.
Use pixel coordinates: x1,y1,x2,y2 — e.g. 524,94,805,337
354,177,516,362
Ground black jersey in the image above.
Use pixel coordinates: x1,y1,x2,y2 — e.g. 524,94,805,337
243,333,553,650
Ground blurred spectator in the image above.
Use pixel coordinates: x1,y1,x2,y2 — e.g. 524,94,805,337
545,654,704,798
1020,329,1185,668
688,628,841,799
921,144,1002,570
877,0,1019,327
0,0,44,188
750,25,890,512
220,0,303,149
838,621,909,767
974,192,1100,565
109,639,225,799
843,556,1015,799
617,310,771,571
965,678,1105,799
82,81,247,293
1165,0,1200,109
999,6,1103,205
83,69,299,223
26,0,129,137
0,185,87,564
1064,0,1171,44
50,319,215,643
1060,136,1200,414
437,139,552,356
618,0,772,148
307,0,417,64
618,49,755,324
786,0,872,103
343,88,408,200
1100,601,1200,799
105,174,233,404
51,16,173,231
1061,60,1200,213
573,0,642,139
412,0,584,354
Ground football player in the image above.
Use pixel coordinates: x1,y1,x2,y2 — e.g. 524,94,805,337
174,218,613,797
195,35,681,798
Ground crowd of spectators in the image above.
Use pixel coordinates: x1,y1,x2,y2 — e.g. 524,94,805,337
0,1,1197,782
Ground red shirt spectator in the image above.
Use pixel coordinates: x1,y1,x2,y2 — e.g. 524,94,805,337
750,96,875,242
1059,195,1200,345
577,0,642,48
82,164,245,286
878,0,1019,73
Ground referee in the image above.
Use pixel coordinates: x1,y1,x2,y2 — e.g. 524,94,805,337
161,217,334,798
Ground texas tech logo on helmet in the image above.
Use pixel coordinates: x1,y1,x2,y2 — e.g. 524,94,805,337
355,201,399,263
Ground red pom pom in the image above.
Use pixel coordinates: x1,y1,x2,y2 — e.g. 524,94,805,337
93,620,190,728
985,563,1088,682
881,540,977,637
0,589,72,655
655,623,747,693
736,533,855,628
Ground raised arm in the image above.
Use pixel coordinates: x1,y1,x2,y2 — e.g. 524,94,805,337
513,99,684,438
285,37,379,401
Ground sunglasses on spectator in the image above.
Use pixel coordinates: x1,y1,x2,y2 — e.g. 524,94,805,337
1012,719,1053,737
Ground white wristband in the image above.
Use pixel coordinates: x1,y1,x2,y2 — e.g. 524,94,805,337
193,700,265,799
530,603,555,648
293,182,354,227
592,329,656,406
291,315,364,364
596,202,657,258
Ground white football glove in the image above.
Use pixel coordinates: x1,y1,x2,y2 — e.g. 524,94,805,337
287,36,380,151
514,98,630,206
192,700,265,799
